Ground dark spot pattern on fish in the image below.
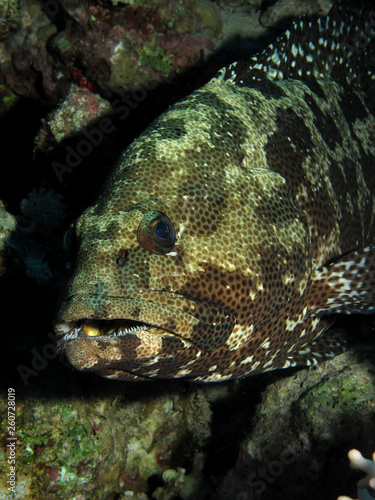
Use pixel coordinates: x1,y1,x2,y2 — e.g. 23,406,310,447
55,2,375,382
338,86,368,125
304,93,342,149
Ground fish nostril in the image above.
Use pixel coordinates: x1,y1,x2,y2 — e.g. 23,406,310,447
116,248,130,267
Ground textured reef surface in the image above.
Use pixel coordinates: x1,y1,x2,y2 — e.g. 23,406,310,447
0,0,332,113
0,0,374,499
1,348,374,498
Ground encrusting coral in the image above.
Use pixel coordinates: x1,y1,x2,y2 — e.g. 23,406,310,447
338,449,375,500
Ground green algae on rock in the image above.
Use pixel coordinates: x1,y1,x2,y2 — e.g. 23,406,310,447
0,384,212,498
0,0,20,39
34,84,113,152
0,199,16,276
218,348,375,500
0,83,19,116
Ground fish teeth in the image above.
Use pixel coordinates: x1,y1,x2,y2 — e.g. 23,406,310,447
63,330,79,341
115,325,150,336
62,323,150,341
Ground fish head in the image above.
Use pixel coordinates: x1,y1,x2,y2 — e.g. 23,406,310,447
55,95,310,381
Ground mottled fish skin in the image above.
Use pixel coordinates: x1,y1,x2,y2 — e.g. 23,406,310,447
55,2,375,382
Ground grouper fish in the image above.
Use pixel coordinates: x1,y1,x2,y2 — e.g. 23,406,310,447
55,2,375,382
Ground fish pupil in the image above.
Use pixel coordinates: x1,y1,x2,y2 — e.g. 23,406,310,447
154,219,170,241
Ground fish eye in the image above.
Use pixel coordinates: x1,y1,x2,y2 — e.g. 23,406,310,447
63,220,77,254
62,220,78,271
137,210,176,255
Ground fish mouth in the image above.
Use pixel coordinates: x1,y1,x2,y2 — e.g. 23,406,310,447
55,292,236,353
56,318,156,342
55,317,188,379
55,293,235,379
55,316,203,381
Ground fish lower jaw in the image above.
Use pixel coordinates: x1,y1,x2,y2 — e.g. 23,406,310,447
56,319,155,342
